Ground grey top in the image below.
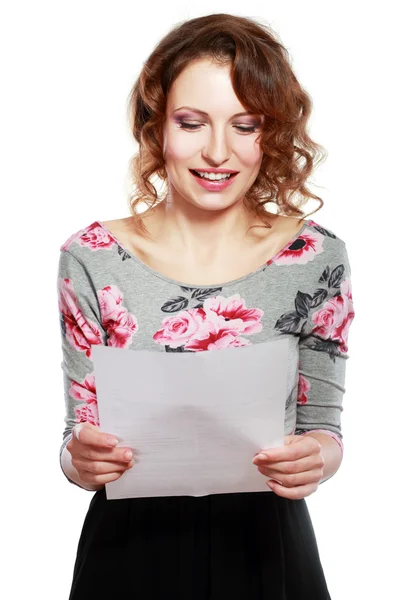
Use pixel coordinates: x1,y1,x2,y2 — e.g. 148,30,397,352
57,217,355,488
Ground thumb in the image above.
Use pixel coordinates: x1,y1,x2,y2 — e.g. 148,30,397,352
284,434,302,445
72,421,97,442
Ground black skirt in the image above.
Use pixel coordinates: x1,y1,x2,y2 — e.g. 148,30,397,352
68,488,331,599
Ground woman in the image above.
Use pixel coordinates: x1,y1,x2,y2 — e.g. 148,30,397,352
57,13,355,599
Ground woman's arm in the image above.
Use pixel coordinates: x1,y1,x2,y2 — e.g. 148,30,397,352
57,248,106,490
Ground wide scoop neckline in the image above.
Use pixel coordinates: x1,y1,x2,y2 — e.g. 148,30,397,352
95,218,312,290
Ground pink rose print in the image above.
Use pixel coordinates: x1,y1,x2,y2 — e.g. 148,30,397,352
58,277,103,358
153,293,263,351
78,221,116,251
98,284,138,348
203,294,264,335
185,329,250,351
272,231,324,266
312,278,354,353
69,373,100,427
297,374,311,405
60,221,116,252
75,402,99,427
154,308,211,348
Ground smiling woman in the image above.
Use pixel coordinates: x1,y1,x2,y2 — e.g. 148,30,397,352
126,14,327,233
154,58,269,215
58,12,355,600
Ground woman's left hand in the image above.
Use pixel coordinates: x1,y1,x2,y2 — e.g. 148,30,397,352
252,434,325,499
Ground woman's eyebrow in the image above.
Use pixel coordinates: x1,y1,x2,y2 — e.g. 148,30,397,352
173,106,257,118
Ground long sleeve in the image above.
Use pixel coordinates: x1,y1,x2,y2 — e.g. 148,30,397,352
294,240,355,454
57,249,106,490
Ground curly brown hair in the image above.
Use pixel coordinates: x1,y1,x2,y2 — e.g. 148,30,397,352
126,13,327,232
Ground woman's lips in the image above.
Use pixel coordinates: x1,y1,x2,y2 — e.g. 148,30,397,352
189,169,239,191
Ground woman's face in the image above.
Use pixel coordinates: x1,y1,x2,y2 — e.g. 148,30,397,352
162,58,264,212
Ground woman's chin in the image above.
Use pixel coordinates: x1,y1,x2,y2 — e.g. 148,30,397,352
186,192,244,212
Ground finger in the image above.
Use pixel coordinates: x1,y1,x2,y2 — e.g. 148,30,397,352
254,439,320,464
77,458,135,475
259,467,324,488
80,445,138,463
79,470,126,486
266,479,318,500
253,454,324,473
73,422,120,449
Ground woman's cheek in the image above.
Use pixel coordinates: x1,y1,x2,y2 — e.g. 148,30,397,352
234,139,263,167
164,126,202,160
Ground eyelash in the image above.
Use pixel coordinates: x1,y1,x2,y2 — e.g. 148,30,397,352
177,121,258,133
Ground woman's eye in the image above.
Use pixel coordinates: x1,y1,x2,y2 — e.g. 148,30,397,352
177,121,257,133
178,121,202,130
235,125,257,133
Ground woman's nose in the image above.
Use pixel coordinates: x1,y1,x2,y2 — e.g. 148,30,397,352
202,130,231,164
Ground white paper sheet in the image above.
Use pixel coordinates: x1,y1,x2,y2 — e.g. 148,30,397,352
91,337,289,500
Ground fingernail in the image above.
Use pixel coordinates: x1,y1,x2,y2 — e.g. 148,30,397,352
107,437,119,447
125,450,133,460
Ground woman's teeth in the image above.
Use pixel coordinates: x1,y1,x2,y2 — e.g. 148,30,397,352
193,170,233,180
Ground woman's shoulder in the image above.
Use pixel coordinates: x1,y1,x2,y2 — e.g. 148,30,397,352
58,217,145,279
305,217,349,265
305,218,347,246
268,212,347,246
295,217,351,283
59,219,130,256
270,214,348,264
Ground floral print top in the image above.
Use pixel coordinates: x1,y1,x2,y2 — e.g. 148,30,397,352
57,218,355,489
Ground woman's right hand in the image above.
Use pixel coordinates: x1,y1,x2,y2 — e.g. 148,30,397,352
66,422,135,488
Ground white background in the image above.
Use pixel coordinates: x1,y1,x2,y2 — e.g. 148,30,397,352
2,1,398,598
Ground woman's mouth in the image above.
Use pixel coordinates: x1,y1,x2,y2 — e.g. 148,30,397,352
189,169,239,191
